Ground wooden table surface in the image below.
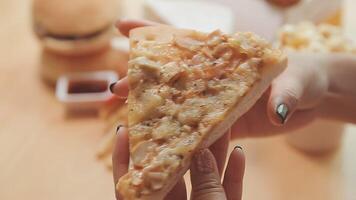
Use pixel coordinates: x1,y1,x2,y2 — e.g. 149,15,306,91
0,0,355,200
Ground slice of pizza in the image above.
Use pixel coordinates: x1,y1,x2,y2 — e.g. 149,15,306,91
117,26,287,200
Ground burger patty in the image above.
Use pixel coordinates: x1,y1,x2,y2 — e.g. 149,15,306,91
34,23,112,41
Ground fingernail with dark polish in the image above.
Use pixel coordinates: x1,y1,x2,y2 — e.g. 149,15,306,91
276,103,289,124
109,82,116,93
234,145,243,151
116,125,123,135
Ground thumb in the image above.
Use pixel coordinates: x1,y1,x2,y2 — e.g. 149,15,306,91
268,71,305,125
190,149,226,200
268,53,328,125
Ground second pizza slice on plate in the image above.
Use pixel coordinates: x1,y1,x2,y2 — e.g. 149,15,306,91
118,26,287,200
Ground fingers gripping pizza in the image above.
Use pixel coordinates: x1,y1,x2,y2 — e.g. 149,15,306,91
117,26,287,200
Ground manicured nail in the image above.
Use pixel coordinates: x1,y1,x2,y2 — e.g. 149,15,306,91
276,103,289,124
109,82,116,93
234,145,243,151
194,149,214,173
116,125,123,135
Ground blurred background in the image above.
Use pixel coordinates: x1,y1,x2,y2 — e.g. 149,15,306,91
0,0,356,200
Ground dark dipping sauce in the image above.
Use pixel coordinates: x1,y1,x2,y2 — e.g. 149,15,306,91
68,80,108,94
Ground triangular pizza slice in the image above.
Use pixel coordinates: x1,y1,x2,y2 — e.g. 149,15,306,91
118,26,287,200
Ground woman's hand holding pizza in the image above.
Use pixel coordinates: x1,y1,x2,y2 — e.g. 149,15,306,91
113,127,245,200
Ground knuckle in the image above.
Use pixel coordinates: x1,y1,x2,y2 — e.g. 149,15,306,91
193,178,225,199
283,87,300,108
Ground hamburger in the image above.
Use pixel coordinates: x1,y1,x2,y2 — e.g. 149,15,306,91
39,45,128,86
32,0,121,56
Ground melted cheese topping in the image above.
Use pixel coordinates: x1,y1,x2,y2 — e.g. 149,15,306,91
277,22,356,53
120,30,282,199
